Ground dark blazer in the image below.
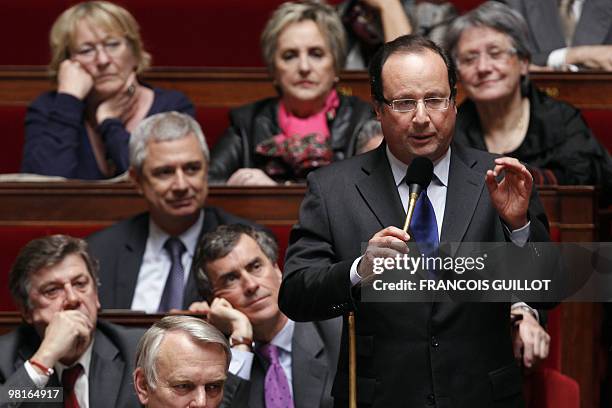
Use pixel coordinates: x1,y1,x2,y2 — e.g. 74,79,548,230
279,143,550,407
503,0,612,65
0,320,144,408
208,94,373,183
223,319,341,408
87,207,254,310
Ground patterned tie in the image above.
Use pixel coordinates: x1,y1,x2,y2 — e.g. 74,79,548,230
258,343,294,408
158,237,186,312
62,363,82,408
410,190,439,275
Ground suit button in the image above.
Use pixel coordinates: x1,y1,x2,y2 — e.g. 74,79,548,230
427,393,436,405
431,336,439,348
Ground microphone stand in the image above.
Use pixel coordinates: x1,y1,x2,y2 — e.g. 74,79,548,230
349,311,357,408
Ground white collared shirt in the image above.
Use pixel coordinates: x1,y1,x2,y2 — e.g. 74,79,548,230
547,0,586,69
25,341,94,408
131,210,204,313
230,320,295,396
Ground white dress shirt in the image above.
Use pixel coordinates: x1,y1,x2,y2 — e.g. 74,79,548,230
25,341,94,408
230,319,295,397
131,210,204,313
547,0,586,69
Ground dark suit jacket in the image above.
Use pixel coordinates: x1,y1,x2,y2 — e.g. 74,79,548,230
87,207,254,310
503,0,612,65
279,143,550,408
0,320,144,408
223,319,341,408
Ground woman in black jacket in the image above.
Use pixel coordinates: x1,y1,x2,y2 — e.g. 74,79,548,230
209,1,372,185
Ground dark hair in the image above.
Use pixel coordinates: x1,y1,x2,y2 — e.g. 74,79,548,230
194,224,278,299
369,35,457,104
9,235,100,310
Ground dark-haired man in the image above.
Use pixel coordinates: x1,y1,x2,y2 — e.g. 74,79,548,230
0,235,143,407
190,224,341,408
279,35,552,407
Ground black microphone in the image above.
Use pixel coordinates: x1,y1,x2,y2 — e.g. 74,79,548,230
402,157,434,233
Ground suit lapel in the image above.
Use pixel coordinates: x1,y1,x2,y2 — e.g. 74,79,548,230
115,215,149,309
291,322,328,408
355,145,405,230
574,0,612,46
440,146,485,254
88,329,124,408
527,0,566,50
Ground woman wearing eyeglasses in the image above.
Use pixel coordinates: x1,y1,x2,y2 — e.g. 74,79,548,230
22,1,195,180
208,1,372,185
445,2,611,202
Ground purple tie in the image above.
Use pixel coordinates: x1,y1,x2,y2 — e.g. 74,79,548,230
258,343,294,408
158,237,186,312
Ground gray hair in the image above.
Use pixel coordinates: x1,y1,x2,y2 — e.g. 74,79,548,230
135,316,230,389
261,0,347,74
444,1,531,62
129,111,209,173
356,119,383,154
9,235,100,311
194,224,279,299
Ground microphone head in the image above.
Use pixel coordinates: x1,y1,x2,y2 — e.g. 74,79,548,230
404,157,434,192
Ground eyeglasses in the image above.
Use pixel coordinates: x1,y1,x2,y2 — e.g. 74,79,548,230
72,38,126,62
382,97,451,113
455,47,517,69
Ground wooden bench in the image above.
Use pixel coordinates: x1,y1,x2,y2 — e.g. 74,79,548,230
0,68,611,174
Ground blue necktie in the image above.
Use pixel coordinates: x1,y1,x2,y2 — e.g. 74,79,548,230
410,190,439,261
158,237,186,312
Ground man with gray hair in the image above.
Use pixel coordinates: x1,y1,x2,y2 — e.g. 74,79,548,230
0,235,144,407
88,111,255,313
133,315,238,408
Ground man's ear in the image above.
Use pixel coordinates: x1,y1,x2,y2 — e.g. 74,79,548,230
22,305,33,325
373,101,383,121
133,368,150,405
129,167,144,195
273,263,282,282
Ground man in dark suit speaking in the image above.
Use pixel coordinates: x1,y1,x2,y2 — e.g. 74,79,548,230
87,112,252,313
0,235,143,408
279,35,551,407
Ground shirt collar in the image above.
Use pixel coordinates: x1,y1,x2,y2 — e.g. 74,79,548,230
386,146,451,188
267,319,295,354
55,339,94,379
148,210,204,257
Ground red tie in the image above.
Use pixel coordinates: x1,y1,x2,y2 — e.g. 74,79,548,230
62,364,83,408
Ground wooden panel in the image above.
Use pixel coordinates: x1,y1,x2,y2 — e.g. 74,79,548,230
0,183,597,236
1,67,612,109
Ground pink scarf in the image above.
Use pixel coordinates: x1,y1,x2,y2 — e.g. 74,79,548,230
255,90,340,178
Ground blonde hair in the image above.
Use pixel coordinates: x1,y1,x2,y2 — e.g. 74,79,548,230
48,1,151,80
260,0,346,75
